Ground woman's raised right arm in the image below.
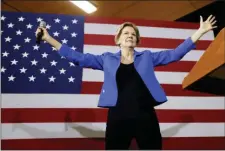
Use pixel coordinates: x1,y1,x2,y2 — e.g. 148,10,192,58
35,27,105,70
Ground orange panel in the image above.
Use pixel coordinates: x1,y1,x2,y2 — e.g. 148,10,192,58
182,28,225,95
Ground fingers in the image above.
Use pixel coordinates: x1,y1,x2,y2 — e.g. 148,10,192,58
35,28,41,37
206,14,213,22
211,20,217,25
35,27,47,37
206,14,216,23
203,15,217,29
35,29,40,37
200,15,203,23
209,15,217,29
36,27,46,32
35,28,41,33
209,16,216,23
39,27,46,31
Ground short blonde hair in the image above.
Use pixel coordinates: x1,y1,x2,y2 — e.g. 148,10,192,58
114,22,140,46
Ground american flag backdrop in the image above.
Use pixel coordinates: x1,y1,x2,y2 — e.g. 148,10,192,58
1,11,225,150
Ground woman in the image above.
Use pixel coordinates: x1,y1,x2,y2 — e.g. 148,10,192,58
36,15,217,149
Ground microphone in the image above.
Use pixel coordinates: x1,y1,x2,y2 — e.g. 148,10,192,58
36,21,46,44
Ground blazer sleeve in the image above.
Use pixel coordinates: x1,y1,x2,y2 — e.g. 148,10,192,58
150,37,196,67
58,44,105,70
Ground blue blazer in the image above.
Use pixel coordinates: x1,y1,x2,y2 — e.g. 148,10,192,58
58,37,196,107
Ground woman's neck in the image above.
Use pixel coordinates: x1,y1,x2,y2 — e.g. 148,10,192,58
120,47,134,64
121,47,134,58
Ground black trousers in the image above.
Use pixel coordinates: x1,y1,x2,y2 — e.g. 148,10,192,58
105,110,162,150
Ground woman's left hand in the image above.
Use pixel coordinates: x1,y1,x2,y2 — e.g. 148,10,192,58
199,15,217,34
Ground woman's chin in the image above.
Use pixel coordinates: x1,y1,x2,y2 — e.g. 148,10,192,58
128,45,135,48
121,44,136,49
126,44,135,48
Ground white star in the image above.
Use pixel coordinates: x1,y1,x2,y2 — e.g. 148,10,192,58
37,17,43,22
24,37,31,43
61,56,66,59
26,23,33,29
16,30,23,35
8,23,14,28
33,45,39,50
69,62,75,67
72,19,78,24
41,52,48,58
46,24,51,29
18,16,25,21
53,31,60,37
63,25,69,30
50,60,57,66
49,76,56,82
71,32,77,37
68,76,75,82
1,67,6,73
61,39,68,44
11,59,18,65
8,75,16,81
40,68,47,74
54,18,60,23
71,46,76,50
5,37,12,42
13,44,21,50
31,59,38,66
2,51,9,57
1,16,6,21
20,67,27,73
28,75,36,82
22,52,29,58
59,68,66,74
52,47,56,51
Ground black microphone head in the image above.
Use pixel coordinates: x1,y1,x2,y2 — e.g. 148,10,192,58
39,21,46,28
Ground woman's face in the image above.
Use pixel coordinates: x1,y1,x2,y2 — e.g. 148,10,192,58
118,26,137,48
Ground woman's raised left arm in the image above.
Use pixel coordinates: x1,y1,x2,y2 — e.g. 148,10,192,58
150,15,217,67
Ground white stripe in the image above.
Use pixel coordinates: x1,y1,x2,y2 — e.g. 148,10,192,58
84,23,214,40
155,96,225,110
2,122,224,139
83,69,188,84
2,94,224,109
83,45,205,61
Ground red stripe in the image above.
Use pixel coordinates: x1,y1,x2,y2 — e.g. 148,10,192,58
2,137,225,150
84,34,211,50
85,16,200,29
81,82,217,96
154,61,196,72
2,108,224,123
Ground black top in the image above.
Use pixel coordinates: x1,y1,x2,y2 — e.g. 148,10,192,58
108,62,156,119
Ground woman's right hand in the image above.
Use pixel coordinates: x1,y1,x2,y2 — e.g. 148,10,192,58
35,27,62,50
35,27,51,42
